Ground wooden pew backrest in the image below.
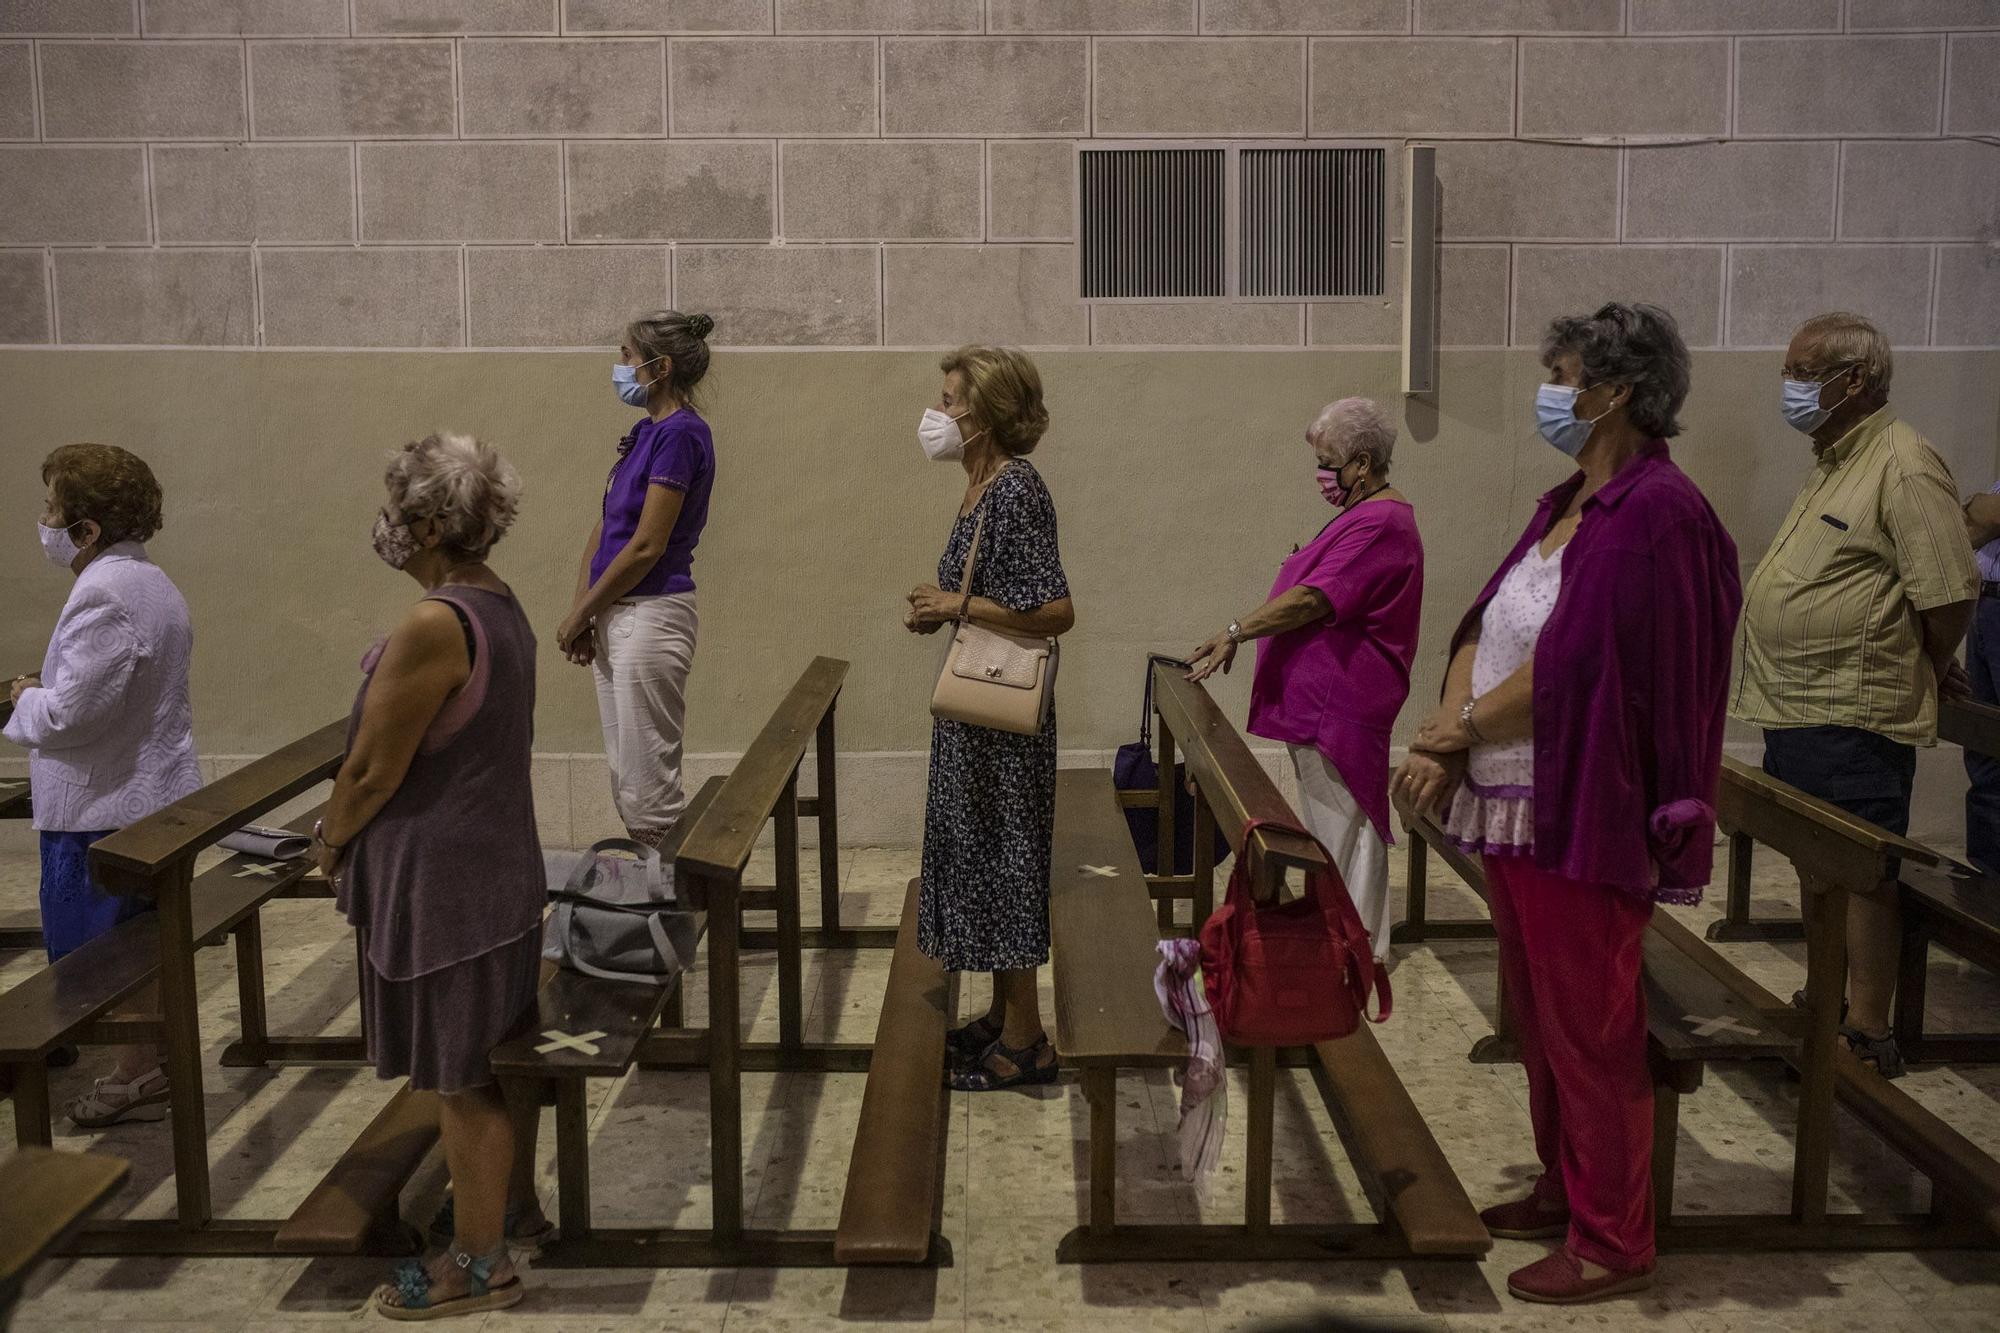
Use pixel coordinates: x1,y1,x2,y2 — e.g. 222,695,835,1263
1151,666,1325,881
677,657,848,884
89,720,346,895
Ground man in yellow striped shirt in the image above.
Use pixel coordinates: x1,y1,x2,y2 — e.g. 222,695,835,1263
1733,311,1977,1078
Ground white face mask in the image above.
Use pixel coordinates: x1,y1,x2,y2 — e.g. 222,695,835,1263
918,408,985,463
39,519,83,567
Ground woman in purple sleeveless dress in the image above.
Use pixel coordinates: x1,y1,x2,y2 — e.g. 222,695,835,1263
312,433,547,1320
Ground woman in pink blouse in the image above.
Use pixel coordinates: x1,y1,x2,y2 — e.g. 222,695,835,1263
1186,397,1423,959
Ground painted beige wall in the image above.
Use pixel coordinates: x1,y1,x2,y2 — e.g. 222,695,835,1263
5,346,1998,776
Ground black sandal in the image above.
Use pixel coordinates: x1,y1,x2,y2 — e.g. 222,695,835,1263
1841,1023,1907,1079
948,1035,1059,1092
946,1016,1003,1069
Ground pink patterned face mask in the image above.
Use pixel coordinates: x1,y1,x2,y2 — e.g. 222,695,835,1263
371,511,420,571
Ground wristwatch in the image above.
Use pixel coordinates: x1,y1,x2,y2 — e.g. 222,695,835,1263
1226,620,1244,645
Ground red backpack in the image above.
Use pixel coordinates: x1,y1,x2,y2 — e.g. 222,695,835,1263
1198,819,1391,1046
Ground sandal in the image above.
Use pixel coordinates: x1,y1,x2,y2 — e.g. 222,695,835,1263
949,1035,1059,1092
1840,1023,1907,1080
375,1242,523,1321
425,1195,557,1255
67,1066,170,1129
945,1015,1003,1069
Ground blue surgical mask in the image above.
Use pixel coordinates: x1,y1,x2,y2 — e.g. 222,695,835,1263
1781,374,1841,435
1534,383,1608,459
612,359,659,408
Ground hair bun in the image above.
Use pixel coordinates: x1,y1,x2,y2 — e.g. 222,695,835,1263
686,312,715,340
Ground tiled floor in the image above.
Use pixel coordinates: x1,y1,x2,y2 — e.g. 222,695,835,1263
5,808,1999,1331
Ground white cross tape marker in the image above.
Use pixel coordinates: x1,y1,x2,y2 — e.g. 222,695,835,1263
1684,1013,1758,1039
1081,865,1120,878
233,862,282,878
536,1029,607,1056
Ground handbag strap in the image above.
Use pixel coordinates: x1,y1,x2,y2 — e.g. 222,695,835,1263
1137,653,1187,747
954,506,986,624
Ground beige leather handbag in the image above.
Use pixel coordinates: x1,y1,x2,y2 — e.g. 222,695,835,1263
930,507,1059,736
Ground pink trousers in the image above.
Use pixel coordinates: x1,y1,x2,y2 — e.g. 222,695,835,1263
1485,855,1657,1271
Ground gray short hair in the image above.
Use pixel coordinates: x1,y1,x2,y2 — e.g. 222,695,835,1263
1540,302,1690,440
1794,310,1894,397
1310,397,1397,473
384,432,522,559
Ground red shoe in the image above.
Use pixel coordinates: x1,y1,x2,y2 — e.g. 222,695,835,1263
1478,1195,1569,1240
1507,1249,1654,1305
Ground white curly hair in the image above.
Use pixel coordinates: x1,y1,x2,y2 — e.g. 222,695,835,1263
383,432,522,559
1308,397,1397,473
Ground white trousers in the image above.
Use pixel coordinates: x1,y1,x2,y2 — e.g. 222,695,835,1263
593,593,697,845
1287,743,1392,961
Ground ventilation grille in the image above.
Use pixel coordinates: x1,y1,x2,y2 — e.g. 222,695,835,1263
1240,147,1385,298
1078,148,1226,300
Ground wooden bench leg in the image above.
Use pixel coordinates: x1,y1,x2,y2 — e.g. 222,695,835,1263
554,1078,592,1241
1893,916,1931,1064
1192,798,1216,931
11,1060,52,1148
775,772,803,1052
1244,1047,1275,1234
1086,1067,1116,1237
815,705,842,934
1469,962,1519,1064
1651,1082,1678,1224
1155,719,1177,933
705,873,745,1244
157,866,213,1228
1393,830,1430,944
232,914,270,1065
1793,875,1847,1224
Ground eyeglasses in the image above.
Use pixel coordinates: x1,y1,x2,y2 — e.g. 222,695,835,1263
1778,360,1857,383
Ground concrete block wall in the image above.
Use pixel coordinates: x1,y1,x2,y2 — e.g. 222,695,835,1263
0,1,1992,350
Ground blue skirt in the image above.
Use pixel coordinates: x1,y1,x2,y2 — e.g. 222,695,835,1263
39,829,150,962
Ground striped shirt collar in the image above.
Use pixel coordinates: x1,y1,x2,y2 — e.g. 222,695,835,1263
1815,405,1894,469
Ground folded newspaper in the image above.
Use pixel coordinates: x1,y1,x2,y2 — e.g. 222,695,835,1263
218,823,312,861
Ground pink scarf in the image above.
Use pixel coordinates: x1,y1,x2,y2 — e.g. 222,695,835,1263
1153,938,1226,1194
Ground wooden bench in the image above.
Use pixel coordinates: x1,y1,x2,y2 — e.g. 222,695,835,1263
0,810,323,1149
1055,669,1488,1263
833,874,953,1265
49,721,426,1256
488,777,720,1256
1399,758,2000,1250
0,911,40,954
273,1085,438,1255
1890,696,2000,1063
0,1147,128,1318
520,657,859,1269
0,776,28,822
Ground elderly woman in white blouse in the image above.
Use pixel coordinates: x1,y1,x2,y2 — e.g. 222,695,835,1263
6,443,201,1128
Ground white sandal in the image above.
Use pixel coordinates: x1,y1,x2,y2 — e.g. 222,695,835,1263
68,1066,170,1128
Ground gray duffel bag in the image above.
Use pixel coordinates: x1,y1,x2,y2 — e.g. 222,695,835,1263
543,837,699,985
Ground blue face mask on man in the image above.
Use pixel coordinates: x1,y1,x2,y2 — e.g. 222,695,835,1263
1534,383,1616,459
612,357,664,408
1780,365,1855,435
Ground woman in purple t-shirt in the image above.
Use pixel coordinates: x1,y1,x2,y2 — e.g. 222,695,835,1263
1184,397,1423,961
555,310,718,849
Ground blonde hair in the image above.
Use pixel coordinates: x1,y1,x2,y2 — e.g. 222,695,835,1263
939,345,1049,457
1796,310,1894,397
384,432,521,559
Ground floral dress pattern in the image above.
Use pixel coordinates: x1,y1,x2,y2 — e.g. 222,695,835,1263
918,459,1071,972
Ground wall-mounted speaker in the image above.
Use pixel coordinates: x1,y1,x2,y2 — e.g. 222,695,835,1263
1402,143,1438,397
